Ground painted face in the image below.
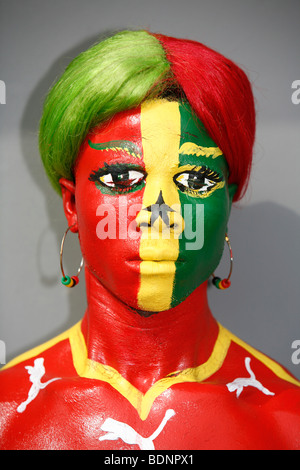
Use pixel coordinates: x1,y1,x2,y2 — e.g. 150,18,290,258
74,100,234,313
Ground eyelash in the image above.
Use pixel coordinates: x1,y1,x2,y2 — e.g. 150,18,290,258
173,166,223,197
89,163,223,197
89,163,146,194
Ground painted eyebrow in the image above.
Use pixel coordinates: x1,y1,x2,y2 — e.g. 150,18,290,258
179,142,223,159
88,140,142,160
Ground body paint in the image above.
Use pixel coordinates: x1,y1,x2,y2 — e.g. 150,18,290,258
88,140,142,160
178,142,223,159
75,101,231,314
137,100,231,310
73,108,146,311
171,102,230,307
137,100,182,311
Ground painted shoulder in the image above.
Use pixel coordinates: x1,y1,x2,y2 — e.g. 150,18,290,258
0,323,80,427
223,324,300,387
219,323,300,422
0,322,80,378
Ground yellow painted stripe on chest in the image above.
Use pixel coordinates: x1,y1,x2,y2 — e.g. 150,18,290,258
137,100,181,312
68,322,300,420
4,320,300,422
69,321,232,420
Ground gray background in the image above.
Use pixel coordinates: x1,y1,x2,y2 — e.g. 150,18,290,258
0,0,300,379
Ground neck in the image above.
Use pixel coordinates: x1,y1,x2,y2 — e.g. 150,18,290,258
81,268,219,392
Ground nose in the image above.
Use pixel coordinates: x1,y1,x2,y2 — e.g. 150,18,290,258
136,190,184,237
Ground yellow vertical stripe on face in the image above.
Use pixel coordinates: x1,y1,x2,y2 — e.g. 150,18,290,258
137,100,181,311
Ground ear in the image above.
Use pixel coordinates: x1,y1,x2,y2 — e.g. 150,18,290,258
59,178,78,233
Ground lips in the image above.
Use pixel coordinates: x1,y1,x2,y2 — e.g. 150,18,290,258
126,257,179,277
141,253,178,262
138,239,180,261
139,260,176,275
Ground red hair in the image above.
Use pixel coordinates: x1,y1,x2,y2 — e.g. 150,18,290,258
153,33,256,201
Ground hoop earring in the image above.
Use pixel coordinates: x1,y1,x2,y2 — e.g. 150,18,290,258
212,233,233,289
60,225,84,287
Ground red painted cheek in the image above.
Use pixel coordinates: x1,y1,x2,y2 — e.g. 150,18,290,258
75,180,145,308
73,108,145,309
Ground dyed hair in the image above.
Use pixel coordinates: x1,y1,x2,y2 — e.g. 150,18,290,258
39,30,255,201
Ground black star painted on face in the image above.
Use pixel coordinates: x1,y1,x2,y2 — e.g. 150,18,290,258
142,191,175,227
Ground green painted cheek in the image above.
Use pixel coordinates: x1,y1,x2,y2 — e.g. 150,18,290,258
171,187,230,307
170,102,230,308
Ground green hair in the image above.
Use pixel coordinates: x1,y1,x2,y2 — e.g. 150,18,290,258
39,30,171,194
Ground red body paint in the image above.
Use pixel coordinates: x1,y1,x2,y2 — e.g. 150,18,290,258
1,105,300,450
1,297,300,450
73,108,145,310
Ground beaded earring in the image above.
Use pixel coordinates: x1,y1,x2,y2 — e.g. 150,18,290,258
60,225,84,288
212,234,233,290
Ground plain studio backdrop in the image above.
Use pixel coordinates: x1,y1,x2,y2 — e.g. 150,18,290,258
0,0,300,379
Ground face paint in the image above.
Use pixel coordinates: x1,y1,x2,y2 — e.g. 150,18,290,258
88,140,143,160
136,100,231,311
170,101,231,307
74,100,232,314
89,162,146,195
73,108,146,310
136,101,182,311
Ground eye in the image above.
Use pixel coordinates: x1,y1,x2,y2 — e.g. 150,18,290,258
99,170,144,188
175,173,214,192
174,166,224,197
89,164,146,194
